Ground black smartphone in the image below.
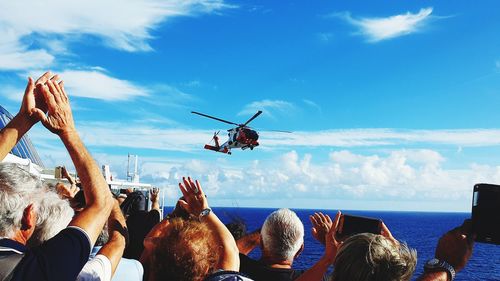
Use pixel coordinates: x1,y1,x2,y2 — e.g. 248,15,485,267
472,183,500,245
336,214,382,240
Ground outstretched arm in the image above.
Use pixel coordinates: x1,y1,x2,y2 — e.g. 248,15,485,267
179,177,239,271
296,211,341,281
37,77,114,245
97,200,128,277
0,73,54,160
236,228,261,255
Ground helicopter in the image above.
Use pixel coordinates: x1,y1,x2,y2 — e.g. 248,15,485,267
191,110,288,155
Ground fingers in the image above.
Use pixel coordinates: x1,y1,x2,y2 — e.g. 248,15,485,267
24,77,34,95
59,81,69,101
178,199,190,213
310,214,319,226
29,108,47,123
37,83,56,109
46,79,63,103
35,71,53,85
178,182,189,198
380,222,393,238
328,211,341,237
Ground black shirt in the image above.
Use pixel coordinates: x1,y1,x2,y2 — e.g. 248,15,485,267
124,209,161,259
239,254,305,281
0,227,91,281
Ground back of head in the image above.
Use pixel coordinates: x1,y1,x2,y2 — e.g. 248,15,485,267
28,190,74,247
150,218,220,281
0,163,44,238
261,208,304,262
332,233,417,281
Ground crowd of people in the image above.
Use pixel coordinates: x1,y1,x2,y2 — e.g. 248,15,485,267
0,72,476,281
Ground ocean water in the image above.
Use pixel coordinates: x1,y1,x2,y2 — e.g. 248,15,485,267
209,207,500,281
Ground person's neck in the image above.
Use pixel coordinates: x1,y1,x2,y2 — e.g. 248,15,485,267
261,254,293,269
10,231,28,245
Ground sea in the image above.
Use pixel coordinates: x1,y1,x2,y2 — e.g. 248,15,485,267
207,207,500,281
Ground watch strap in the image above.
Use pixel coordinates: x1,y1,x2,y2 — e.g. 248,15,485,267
424,258,455,281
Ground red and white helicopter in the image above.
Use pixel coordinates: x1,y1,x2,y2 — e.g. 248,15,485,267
192,110,287,155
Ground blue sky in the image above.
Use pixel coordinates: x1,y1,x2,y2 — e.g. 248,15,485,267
1,0,500,211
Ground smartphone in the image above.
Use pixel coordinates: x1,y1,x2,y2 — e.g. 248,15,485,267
472,183,500,245
336,214,382,240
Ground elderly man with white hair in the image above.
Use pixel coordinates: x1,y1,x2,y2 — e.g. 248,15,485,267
0,72,116,281
237,208,328,281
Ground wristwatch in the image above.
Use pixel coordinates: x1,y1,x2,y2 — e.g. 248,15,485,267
424,258,456,281
199,208,212,219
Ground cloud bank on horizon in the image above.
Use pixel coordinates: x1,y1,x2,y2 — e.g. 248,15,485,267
1,1,500,211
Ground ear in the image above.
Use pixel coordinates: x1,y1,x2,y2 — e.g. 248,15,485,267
21,204,36,230
294,243,304,259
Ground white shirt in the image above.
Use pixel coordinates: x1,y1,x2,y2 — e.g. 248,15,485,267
77,254,112,281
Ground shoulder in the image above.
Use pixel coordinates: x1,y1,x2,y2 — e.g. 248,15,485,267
112,258,144,281
77,254,112,281
14,227,92,281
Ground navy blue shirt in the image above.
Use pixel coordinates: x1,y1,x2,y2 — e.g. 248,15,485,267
0,227,91,281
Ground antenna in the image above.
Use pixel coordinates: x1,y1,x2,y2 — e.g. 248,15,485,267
127,154,140,183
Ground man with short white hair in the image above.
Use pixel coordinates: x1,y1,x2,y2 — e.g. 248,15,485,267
237,208,327,281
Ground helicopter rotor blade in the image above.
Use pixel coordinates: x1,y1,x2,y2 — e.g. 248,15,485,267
242,110,263,127
265,130,293,133
191,111,239,126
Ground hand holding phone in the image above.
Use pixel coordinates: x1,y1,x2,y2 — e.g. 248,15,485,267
336,214,382,241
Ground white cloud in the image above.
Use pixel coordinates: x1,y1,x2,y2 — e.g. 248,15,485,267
29,125,500,154
338,7,434,42
83,149,500,211
25,69,149,101
239,99,296,119
0,0,234,70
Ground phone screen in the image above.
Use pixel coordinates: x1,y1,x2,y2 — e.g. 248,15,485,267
336,214,382,240
472,183,500,244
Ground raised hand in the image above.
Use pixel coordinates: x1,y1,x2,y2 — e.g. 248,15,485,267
435,220,474,272
18,72,56,123
380,222,399,246
324,211,343,264
150,187,160,203
310,212,333,245
178,177,209,216
34,77,76,136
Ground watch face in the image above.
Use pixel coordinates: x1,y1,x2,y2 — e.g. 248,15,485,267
427,258,439,266
200,209,210,217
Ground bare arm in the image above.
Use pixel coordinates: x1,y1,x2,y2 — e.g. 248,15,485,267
37,78,114,244
179,177,239,271
296,211,341,281
417,271,448,281
236,229,261,255
150,188,160,211
0,73,54,160
97,201,127,277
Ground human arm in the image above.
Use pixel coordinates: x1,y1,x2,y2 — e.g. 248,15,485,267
417,220,474,281
295,211,342,281
0,73,54,160
236,228,261,255
37,77,114,244
179,177,239,271
96,200,128,277
150,188,160,211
